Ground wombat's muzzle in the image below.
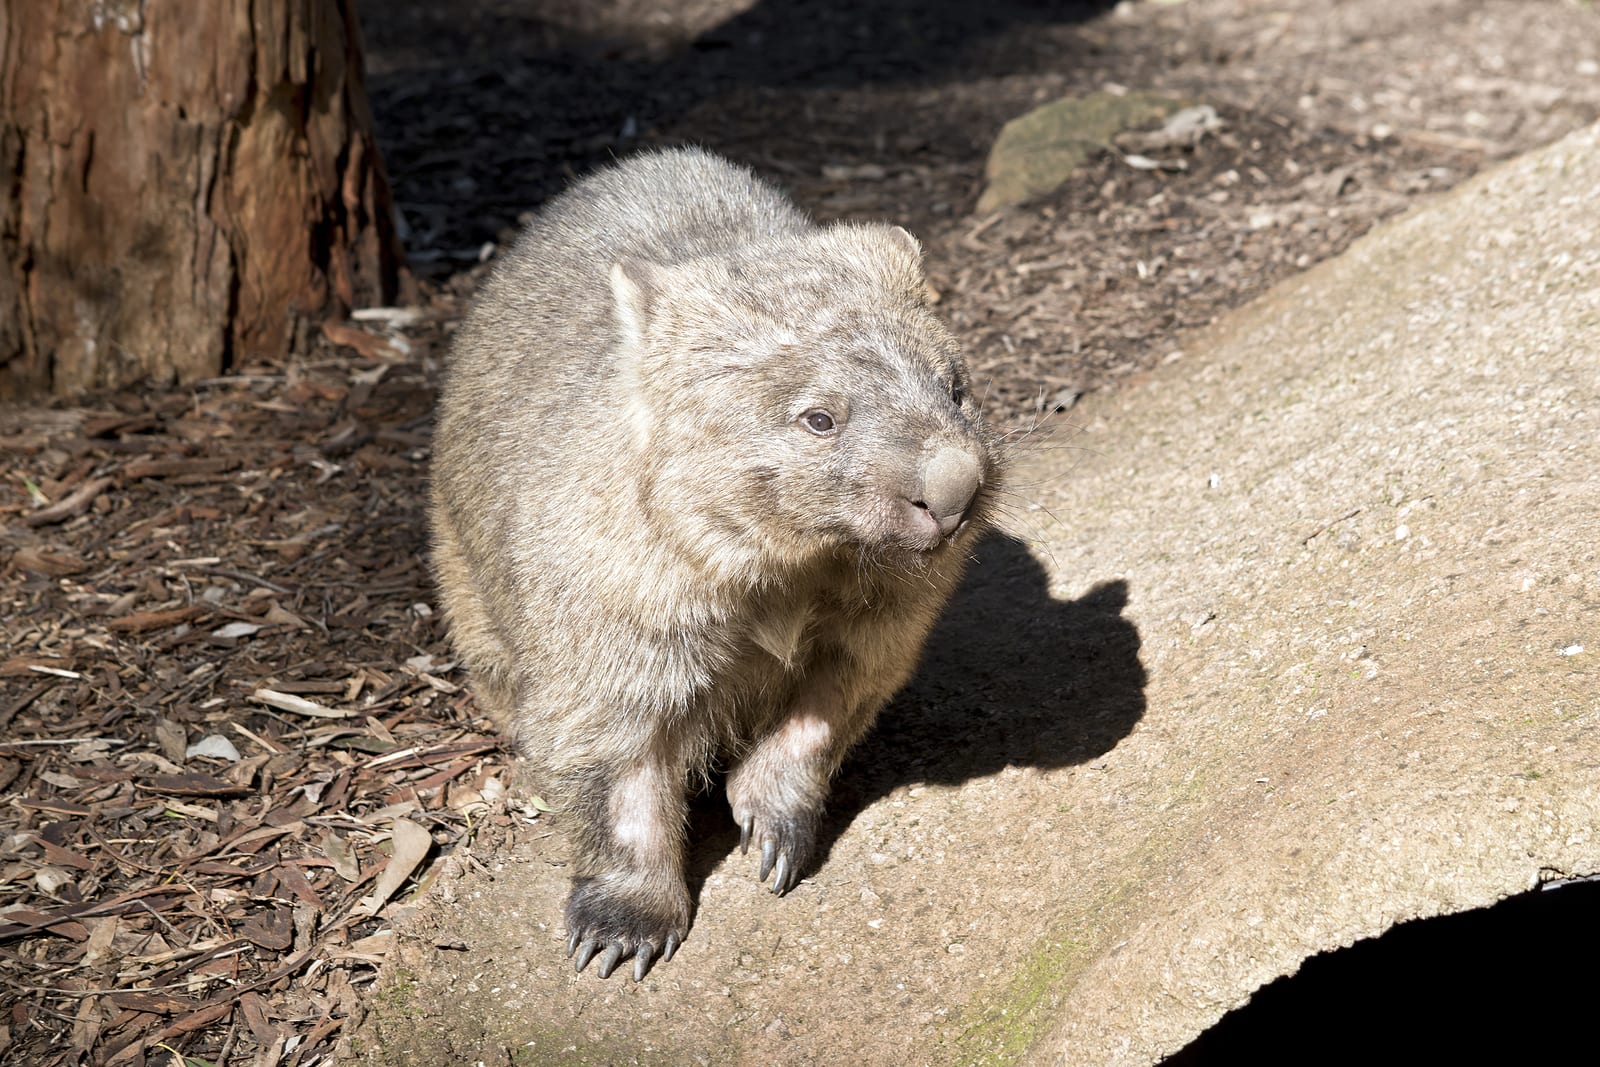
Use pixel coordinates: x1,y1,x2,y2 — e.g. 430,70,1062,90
901,444,983,545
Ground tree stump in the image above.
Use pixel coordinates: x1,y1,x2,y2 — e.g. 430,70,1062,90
0,0,409,399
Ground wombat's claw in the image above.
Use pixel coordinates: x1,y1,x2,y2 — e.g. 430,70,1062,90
769,854,792,895
571,937,600,974
758,837,777,882
595,943,626,980
571,936,672,981
739,815,754,854
565,879,686,980
752,836,799,894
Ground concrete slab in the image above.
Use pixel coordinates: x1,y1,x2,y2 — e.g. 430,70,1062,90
347,121,1599,1065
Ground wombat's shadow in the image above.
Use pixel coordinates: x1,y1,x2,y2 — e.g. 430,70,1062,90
685,531,1146,894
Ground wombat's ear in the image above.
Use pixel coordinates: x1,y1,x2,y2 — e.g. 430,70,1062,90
609,257,661,348
883,226,937,304
888,226,923,262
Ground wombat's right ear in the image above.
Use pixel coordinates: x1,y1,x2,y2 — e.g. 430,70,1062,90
888,226,923,261
610,258,662,348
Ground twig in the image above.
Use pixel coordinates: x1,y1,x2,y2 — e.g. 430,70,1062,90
1302,507,1363,545
198,567,297,595
1,736,130,747
23,477,113,527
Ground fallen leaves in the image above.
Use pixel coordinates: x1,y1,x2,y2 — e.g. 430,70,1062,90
0,356,509,1066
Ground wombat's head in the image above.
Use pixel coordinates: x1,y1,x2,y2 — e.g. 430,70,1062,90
611,223,1001,575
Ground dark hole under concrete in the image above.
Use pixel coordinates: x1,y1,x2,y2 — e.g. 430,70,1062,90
1162,876,1600,1064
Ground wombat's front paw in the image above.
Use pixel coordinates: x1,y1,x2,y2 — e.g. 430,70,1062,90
564,877,688,982
734,807,819,896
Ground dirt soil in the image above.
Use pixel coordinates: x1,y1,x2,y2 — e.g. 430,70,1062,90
2,1,1598,1064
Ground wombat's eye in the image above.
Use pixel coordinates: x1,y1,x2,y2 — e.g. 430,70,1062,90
800,409,836,435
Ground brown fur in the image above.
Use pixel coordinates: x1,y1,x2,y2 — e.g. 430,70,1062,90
430,148,1001,980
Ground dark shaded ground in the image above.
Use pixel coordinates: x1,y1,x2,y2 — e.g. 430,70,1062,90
363,0,1600,418
3,1,1599,1064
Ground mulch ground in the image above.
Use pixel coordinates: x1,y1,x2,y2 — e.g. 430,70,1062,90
4,1,1597,1064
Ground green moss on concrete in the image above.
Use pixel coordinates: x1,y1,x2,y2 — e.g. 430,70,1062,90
947,935,1085,1065
376,967,421,1018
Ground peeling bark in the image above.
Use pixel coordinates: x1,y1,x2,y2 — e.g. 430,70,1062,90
0,0,408,399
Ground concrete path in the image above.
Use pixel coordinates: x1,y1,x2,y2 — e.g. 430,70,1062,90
347,122,1599,1065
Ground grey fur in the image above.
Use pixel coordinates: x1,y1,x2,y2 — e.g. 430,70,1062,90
430,147,1001,979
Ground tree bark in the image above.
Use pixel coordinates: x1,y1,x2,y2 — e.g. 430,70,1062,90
0,0,408,399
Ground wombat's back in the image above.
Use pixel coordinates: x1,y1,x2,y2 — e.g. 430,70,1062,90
526,147,811,269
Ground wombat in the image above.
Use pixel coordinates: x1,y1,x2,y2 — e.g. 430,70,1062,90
430,147,1001,982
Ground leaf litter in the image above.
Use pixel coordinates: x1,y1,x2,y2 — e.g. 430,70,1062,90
1,327,518,1067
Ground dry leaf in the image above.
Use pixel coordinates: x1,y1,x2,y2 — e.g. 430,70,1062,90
81,917,121,969
322,321,405,361
239,907,294,951
154,718,188,765
356,819,432,916
321,832,360,882
185,735,241,762
212,621,263,639
262,601,310,628
249,689,352,719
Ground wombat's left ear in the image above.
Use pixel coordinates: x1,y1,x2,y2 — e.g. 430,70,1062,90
610,257,661,349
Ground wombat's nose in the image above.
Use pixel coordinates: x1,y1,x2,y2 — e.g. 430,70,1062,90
914,445,982,538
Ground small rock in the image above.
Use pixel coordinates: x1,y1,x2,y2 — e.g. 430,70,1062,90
979,91,1187,212
1121,153,1187,172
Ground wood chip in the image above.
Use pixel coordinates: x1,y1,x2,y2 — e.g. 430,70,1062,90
121,456,240,479
139,772,250,797
105,605,208,633
11,546,90,575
